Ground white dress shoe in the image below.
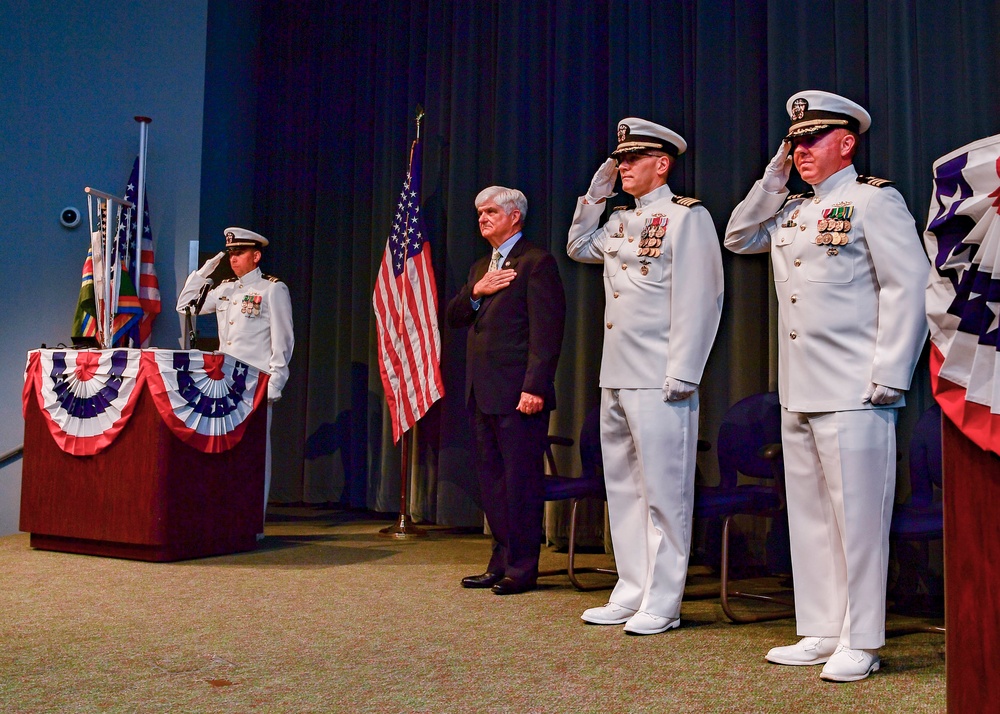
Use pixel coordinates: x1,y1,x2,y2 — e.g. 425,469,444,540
820,645,881,682
622,611,680,635
581,602,637,625
765,637,838,665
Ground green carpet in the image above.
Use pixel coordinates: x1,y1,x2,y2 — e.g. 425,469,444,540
0,507,945,713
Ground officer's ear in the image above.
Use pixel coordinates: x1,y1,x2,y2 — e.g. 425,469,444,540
656,154,673,178
252,250,262,266
840,132,858,159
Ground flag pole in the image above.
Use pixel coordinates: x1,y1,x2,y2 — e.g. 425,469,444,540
379,106,428,539
133,116,151,287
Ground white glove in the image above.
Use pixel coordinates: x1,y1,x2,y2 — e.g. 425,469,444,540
862,382,902,406
663,377,697,402
585,158,618,203
761,141,793,193
196,251,227,278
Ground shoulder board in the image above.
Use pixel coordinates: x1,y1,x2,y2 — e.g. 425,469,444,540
785,190,814,202
612,205,629,212
220,277,237,284
671,195,702,208
262,273,281,283
856,174,895,188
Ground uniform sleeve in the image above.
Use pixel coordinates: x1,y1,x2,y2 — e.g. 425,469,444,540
666,207,725,384
267,282,294,400
724,180,788,254
176,271,219,314
523,252,566,399
567,197,610,264
864,187,930,390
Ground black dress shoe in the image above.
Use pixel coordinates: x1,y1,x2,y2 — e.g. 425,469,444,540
491,577,537,595
461,572,503,588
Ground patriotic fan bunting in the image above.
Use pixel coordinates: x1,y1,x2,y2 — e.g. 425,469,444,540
143,350,268,453
23,349,268,456
24,349,144,456
924,132,1000,454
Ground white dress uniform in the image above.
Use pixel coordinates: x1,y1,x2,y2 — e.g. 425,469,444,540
568,181,724,620
725,165,928,648
177,265,294,400
176,232,294,531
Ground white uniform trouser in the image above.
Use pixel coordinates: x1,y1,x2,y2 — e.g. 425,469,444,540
601,387,698,619
781,407,897,650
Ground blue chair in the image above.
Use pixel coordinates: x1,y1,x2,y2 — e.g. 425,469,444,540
539,406,616,591
889,402,945,634
694,391,794,623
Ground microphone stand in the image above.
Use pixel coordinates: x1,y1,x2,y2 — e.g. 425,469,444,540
183,281,213,350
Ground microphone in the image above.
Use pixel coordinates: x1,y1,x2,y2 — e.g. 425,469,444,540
190,281,213,311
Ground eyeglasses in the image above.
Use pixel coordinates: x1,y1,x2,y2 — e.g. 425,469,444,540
616,152,665,166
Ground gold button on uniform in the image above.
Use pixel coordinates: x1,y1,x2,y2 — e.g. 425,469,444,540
628,237,634,242
794,259,802,267
790,295,798,303
789,331,797,339
800,225,807,231
613,292,620,299
621,264,628,270
606,322,613,329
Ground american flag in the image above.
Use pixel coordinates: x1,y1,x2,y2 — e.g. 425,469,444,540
115,156,161,346
372,137,445,442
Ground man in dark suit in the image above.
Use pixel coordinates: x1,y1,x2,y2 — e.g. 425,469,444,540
446,185,566,595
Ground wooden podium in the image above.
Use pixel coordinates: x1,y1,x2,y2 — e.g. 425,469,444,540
942,417,1000,710
20,360,266,562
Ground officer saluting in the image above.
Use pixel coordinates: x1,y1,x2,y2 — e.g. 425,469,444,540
725,91,928,681
568,118,724,635
176,227,294,534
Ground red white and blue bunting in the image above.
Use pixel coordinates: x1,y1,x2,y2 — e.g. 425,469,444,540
24,349,144,455
925,133,1000,454
143,350,268,453
23,349,268,456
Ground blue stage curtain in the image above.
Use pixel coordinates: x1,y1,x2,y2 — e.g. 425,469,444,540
207,0,1000,523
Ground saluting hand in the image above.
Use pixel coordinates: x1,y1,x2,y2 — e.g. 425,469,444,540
585,157,619,203
196,251,227,279
473,268,516,299
761,141,793,193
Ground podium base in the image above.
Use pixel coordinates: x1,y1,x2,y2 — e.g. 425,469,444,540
379,513,428,539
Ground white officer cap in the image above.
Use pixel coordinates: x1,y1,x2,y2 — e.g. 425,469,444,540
611,117,687,158
224,226,269,249
784,90,872,140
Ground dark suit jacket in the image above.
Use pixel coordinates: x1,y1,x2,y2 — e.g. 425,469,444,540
446,237,566,415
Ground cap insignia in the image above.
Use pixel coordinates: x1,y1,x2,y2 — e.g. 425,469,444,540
617,124,628,143
791,98,808,120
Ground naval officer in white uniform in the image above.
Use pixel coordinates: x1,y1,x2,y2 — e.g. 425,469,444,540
725,91,928,681
567,118,724,635
177,227,294,532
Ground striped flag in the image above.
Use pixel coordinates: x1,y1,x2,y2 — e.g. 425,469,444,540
372,137,445,442
116,157,161,346
71,204,143,347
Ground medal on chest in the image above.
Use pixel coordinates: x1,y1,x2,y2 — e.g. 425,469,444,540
815,203,854,246
241,292,262,318
637,214,666,258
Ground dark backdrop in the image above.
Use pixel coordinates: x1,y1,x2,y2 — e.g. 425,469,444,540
204,0,1000,524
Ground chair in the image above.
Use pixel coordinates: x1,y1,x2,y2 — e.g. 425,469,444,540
694,391,795,623
538,406,617,591
889,403,945,634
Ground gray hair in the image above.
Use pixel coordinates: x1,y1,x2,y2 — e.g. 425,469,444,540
474,186,528,223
